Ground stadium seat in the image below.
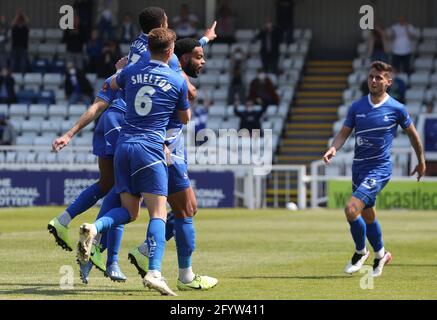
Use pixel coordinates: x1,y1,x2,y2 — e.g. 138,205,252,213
422,28,437,40
230,43,250,55
50,59,66,73
31,58,50,73
206,118,222,131
247,58,262,70
45,29,63,42
250,42,261,55
48,104,68,118
414,57,434,71
409,72,430,87
41,121,61,134
28,104,48,118
86,73,97,84
221,118,240,130
68,104,87,118
61,119,76,132
211,43,229,58
120,43,130,55
199,74,218,87
37,90,55,104
266,105,278,116
21,119,41,133
38,44,58,59
34,134,56,146
235,29,255,43
325,165,341,176
212,89,228,104
0,104,8,117
72,136,92,146
43,73,62,86
16,90,36,104
16,134,35,145
0,152,5,163
5,151,17,163
11,73,24,86
208,105,226,117
417,41,437,55
29,28,45,41
9,104,28,118
24,73,43,86
57,152,75,164
405,88,426,104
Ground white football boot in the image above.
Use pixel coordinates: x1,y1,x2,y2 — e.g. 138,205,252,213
344,250,370,274
143,272,177,296
372,251,392,277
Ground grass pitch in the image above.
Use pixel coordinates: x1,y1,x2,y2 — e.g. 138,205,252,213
1,207,437,300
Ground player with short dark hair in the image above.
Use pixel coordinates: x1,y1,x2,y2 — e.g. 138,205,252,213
323,60,426,277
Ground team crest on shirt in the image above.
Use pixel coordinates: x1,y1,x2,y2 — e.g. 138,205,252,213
383,115,389,121
363,178,377,189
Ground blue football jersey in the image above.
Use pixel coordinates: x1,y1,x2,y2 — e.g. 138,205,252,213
344,94,412,171
116,59,190,148
128,33,181,72
96,76,126,112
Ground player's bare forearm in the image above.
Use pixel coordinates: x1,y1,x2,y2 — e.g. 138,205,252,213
66,99,108,138
405,124,425,165
178,109,191,124
331,126,352,151
180,71,197,102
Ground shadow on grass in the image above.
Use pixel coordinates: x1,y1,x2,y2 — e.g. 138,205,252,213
232,275,346,280
388,264,437,268
0,283,149,297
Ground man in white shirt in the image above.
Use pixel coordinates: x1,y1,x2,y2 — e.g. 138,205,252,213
388,15,419,74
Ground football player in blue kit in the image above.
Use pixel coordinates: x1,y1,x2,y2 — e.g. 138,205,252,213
77,28,190,296
48,7,217,285
323,61,426,277
128,38,218,291
49,57,129,283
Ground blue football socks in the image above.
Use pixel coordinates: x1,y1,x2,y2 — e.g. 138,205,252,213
366,219,384,252
147,218,166,271
175,217,196,269
349,216,367,252
66,183,105,219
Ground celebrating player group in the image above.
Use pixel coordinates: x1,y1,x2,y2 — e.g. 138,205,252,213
48,7,218,296
47,7,427,295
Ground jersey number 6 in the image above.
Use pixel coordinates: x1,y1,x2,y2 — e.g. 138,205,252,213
135,85,156,116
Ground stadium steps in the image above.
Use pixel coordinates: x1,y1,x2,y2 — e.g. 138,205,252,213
267,59,351,208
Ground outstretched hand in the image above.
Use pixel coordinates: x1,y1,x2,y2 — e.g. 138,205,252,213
204,20,217,42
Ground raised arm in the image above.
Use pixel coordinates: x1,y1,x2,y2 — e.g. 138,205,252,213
323,126,353,164
52,98,109,152
404,123,426,181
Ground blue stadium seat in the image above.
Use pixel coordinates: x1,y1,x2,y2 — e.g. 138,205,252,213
16,90,36,104
37,90,55,104
32,58,50,73
50,59,66,73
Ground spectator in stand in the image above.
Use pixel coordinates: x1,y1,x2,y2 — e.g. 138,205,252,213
276,0,295,44
388,68,407,104
73,0,94,42
254,19,282,74
97,0,118,41
173,4,199,39
227,47,247,105
86,29,102,73
248,69,280,107
63,15,86,70
0,67,17,104
65,62,93,105
215,1,236,44
0,113,17,146
10,10,29,73
388,15,419,74
234,99,267,135
425,101,434,114
119,12,137,44
367,21,389,63
97,40,119,78
0,16,8,69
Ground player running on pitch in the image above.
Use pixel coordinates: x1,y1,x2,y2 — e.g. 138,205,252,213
323,61,426,277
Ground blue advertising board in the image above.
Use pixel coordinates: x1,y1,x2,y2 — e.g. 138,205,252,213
0,171,234,208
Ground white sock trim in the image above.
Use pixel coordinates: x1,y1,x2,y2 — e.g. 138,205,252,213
375,247,385,259
179,267,195,283
58,211,72,227
355,247,367,255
